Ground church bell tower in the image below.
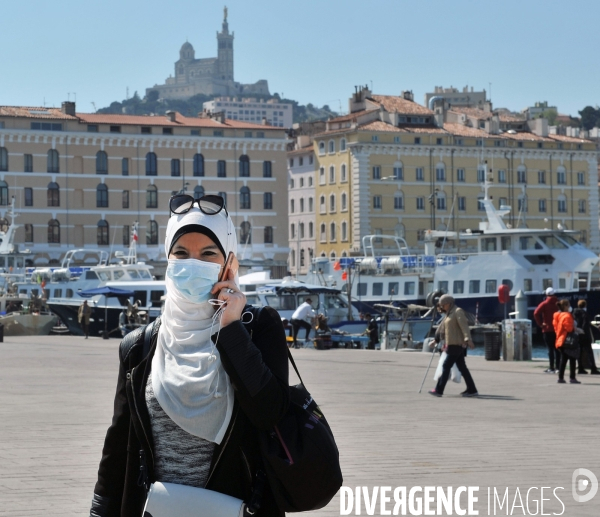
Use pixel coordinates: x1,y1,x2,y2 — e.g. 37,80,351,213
216,6,234,81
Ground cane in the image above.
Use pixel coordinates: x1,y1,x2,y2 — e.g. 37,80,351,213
418,340,439,393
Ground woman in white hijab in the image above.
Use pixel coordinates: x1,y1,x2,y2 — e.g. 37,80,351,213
90,194,290,517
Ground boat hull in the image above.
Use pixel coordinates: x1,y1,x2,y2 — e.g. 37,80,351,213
0,313,58,336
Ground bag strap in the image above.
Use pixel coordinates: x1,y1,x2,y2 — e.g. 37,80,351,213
287,348,305,386
143,318,157,358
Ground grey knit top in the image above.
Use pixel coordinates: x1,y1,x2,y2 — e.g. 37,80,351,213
145,375,215,488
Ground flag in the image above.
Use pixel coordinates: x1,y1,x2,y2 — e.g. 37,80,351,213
341,271,348,281
333,261,341,271
132,227,138,242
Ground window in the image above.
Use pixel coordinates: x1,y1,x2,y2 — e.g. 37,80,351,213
240,221,251,244
0,148,7,172
25,188,33,206
436,165,445,181
264,226,273,244
162,127,173,135
341,221,348,241
414,137,421,145
290,199,295,213
538,170,546,184
141,126,152,134
300,198,304,212
122,225,130,246
469,280,480,294
372,283,383,296
372,135,379,142
577,172,585,185
436,193,446,210
319,195,326,213
404,282,415,295
31,122,62,131
87,125,98,132
264,192,273,209
320,223,326,242
308,222,314,238
538,199,546,212
485,279,497,293
193,154,205,177
517,166,527,184
329,165,335,183
497,169,506,183
388,282,399,295
501,236,512,251
96,184,108,207
47,182,59,207
193,185,205,199
357,283,367,296
557,167,566,185
477,166,486,183
328,140,335,153
47,149,59,173
122,190,129,209
24,153,33,172
97,220,109,245
372,166,381,180
524,279,533,292
330,222,336,242
299,223,305,238
318,142,325,155
394,136,401,144
393,165,403,180
482,237,497,252
263,161,272,178
499,197,508,208
416,167,424,181
25,223,33,242
240,186,251,209
110,126,121,133
454,281,464,294
217,160,226,177
96,151,108,174
436,138,443,145
171,159,181,177
239,155,250,177
289,158,293,168
146,221,158,245
477,195,485,211
319,167,325,185
122,158,129,176
48,219,60,243
308,197,314,212
373,195,382,209
341,163,347,182
217,192,227,206
330,194,336,212
394,193,404,210
557,196,567,213
341,192,347,211
213,130,223,137
458,197,466,211
145,152,157,176
146,185,157,208
340,139,346,151
416,197,424,210
457,168,465,182
579,199,586,213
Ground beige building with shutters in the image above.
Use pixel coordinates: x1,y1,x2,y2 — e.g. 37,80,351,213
0,102,289,272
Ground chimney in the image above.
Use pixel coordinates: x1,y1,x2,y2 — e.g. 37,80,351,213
401,90,414,102
61,101,76,116
166,110,176,122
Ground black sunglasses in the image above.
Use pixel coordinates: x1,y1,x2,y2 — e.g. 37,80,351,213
169,194,228,216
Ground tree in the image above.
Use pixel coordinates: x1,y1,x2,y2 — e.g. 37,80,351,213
578,106,600,130
539,108,557,126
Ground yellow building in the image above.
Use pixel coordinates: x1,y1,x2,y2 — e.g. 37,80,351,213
0,102,289,270
313,88,598,259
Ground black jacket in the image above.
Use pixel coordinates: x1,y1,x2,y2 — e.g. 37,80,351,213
90,306,289,517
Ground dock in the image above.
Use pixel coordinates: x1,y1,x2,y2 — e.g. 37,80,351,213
0,335,598,516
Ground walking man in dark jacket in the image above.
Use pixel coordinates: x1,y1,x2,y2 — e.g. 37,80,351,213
534,287,560,373
573,299,600,375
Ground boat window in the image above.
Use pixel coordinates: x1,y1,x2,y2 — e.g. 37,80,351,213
578,272,588,291
542,279,553,290
113,270,124,280
469,280,480,294
246,294,259,305
372,283,383,296
523,279,532,292
128,270,140,279
97,272,110,281
573,277,579,290
357,283,367,296
150,290,163,307
85,271,99,280
501,237,512,251
7,257,14,268
0,257,4,268
139,270,152,279
519,237,542,250
19,289,27,295
44,289,50,299
482,238,497,252
133,291,147,307
538,235,567,249
501,279,513,292
559,278,566,289
264,294,296,311
388,282,399,295
523,255,554,265
559,235,579,246
66,289,73,298
438,281,448,293
324,295,347,309
404,282,415,295
31,288,39,296
453,281,464,294
485,280,497,293
54,289,62,298
16,257,23,268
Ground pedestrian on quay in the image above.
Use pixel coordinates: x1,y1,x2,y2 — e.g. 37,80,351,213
78,300,92,339
429,294,478,397
290,297,316,348
534,287,560,374
365,313,379,350
89,194,289,517
573,299,600,375
553,299,580,384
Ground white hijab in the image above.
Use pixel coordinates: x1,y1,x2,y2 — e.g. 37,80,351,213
151,205,238,444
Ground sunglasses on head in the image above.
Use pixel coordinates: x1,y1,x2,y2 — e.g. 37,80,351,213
169,194,228,217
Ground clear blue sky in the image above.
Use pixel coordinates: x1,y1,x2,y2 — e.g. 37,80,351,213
2,0,599,117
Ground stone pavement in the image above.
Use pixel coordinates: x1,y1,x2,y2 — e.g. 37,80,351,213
0,335,598,516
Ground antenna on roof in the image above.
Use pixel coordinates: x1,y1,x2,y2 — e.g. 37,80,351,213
126,87,129,100
91,102,97,113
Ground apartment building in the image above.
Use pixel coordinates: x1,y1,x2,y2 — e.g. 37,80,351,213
0,102,289,268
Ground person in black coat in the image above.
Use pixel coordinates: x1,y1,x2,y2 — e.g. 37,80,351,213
573,299,600,375
365,313,379,350
89,194,289,517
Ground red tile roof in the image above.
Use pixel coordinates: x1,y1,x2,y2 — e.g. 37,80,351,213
449,107,494,120
369,95,433,116
442,123,490,138
0,106,77,120
327,109,377,123
287,144,314,156
359,121,407,133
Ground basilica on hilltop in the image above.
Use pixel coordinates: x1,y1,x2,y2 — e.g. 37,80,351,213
147,7,270,100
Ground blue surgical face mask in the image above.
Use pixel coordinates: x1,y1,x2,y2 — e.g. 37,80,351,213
166,258,221,304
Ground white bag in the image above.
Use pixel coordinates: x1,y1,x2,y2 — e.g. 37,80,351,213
143,482,245,517
433,351,462,383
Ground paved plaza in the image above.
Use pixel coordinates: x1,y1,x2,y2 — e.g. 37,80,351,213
0,335,598,516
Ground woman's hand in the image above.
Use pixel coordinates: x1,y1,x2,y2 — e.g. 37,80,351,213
210,269,246,327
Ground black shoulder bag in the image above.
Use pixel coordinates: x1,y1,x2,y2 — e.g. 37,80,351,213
258,348,343,512
562,331,580,358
